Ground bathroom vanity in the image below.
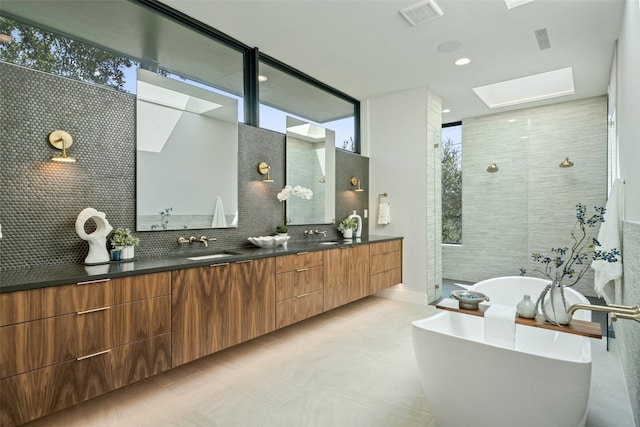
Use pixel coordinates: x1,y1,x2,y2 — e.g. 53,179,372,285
0,236,402,426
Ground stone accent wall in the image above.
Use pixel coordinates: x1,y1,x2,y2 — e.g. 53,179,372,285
443,96,607,297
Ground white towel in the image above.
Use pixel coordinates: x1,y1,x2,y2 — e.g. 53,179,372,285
484,304,516,349
592,178,624,304
378,201,391,225
211,196,228,228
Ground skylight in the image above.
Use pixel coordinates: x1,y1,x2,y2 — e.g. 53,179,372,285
472,67,575,109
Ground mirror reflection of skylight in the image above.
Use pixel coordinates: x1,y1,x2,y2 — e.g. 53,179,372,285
286,123,326,140
504,0,535,9
472,67,574,109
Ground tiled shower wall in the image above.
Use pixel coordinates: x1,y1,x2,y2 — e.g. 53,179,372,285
0,62,368,270
617,220,640,424
442,96,607,297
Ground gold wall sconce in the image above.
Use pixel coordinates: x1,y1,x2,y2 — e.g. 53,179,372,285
48,130,77,163
559,157,574,168
486,163,499,173
350,176,364,192
257,161,274,182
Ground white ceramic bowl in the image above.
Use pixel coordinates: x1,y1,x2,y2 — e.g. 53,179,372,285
247,235,290,248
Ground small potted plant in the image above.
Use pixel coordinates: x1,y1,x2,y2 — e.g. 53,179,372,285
337,217,358,239
276,225,289,236
110,227,140,260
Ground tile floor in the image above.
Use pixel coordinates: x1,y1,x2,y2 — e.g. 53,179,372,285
24,296,635,427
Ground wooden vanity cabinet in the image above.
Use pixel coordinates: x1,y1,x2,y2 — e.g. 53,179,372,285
323,245,370,311
369,240,403,293
111,272,172,388
171,263,232,367
171,257,275,367
275,251,324,329
0,272,171,427
229,258,276,345
0,278,116,427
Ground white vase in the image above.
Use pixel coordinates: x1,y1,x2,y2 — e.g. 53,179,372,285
342,229,353,239
516,294,536,319
542,285,572,325
121,246,135,260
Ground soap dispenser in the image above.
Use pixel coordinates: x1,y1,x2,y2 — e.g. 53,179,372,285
348,210,362,238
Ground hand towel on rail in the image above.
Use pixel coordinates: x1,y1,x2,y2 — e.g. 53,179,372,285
378,201,391,225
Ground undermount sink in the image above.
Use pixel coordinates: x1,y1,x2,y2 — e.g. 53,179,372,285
186,251,240,261
319,241,341,245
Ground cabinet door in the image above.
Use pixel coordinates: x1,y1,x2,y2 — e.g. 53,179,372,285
114,334,171,388
348,245,370,302
113,296,171,346
171,265,231,367
323,248,350,311
229,258,275,345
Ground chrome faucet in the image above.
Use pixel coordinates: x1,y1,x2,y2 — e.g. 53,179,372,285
568,303,640,323
189,236,211,247
178,236,216,247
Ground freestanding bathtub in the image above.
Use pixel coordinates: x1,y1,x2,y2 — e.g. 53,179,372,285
412,276,593,427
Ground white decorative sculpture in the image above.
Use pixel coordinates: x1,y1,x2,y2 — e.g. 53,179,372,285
75,207,113,264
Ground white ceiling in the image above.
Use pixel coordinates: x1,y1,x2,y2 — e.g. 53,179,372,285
160,0,624,123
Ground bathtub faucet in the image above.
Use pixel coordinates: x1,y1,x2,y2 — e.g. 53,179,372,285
567,303,640,323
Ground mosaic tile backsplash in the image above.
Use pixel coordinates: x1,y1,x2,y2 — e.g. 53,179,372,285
0,62,368,270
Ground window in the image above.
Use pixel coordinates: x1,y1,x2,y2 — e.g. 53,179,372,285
442,122,462,244
258,56,359,153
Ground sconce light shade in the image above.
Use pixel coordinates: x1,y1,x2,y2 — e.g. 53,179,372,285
48,130,77,163
350,176,364,192
559,157,574,168
257,161,274,182
486,163,499,173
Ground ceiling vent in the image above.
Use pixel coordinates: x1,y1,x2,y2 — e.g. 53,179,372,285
534,28,551,50
400,0,443,26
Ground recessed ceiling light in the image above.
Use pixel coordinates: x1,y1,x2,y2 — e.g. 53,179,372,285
258,75,268,82
442,109,451,113
472,67,574,109
507,119,516,123
455,58,471,66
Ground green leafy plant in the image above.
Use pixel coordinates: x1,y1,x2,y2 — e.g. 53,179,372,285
521,203,620,286
110,227,140,248
337,217,358,232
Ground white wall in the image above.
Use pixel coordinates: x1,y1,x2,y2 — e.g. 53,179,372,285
613,0,640,424
618,0,640,222
364,87,442,303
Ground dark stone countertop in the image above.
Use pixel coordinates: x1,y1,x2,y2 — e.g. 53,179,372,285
0,235,402,293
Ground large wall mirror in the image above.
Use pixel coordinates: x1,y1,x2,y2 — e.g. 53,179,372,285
286,117,335,225
136,69,239,230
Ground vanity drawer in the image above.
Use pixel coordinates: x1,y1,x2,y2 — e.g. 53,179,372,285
276,266,324,301
370,268,402,294
0,279,113,326
275,290,324,329
369,240,402,256
275,251,324,273
113,272,171,304
0,307,114,379
370,250,402,275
